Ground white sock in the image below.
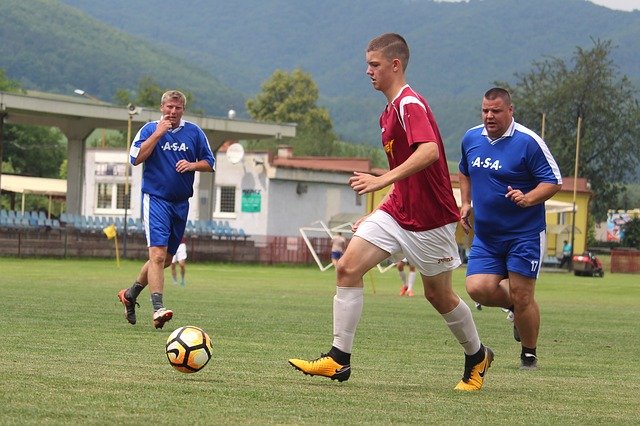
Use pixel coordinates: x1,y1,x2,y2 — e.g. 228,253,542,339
332,286,364,354
407,271,416,291
398,270,407,285
441,298,481,355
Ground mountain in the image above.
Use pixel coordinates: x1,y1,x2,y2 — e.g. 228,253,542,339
0,0,244,116
3,0,640,159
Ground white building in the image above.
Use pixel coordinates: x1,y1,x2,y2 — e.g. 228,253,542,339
83,144,373,238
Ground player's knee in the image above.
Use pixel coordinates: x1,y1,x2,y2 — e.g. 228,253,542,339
335,259,359,282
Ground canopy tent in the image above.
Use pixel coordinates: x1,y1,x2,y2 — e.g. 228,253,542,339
0,174,67,216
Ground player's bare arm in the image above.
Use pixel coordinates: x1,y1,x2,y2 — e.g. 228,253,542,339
505,182,562,208
349,142,438,195
458,173,473,234
176,159,214,173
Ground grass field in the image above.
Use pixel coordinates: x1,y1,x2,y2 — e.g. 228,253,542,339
1,257,638,424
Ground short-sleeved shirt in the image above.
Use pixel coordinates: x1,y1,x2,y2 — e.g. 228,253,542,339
378,85,460,231
130,119,216,202
459,119,562,241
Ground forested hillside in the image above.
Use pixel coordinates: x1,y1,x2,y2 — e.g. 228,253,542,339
3,0,640,158
0,0,244,116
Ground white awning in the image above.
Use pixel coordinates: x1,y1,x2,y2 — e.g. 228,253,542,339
1,174,67,197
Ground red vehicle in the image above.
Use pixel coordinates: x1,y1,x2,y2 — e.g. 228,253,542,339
572,252,605,277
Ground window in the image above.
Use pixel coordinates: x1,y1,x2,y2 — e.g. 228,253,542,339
220,186,236,213
215,185,236,217
95,183,130,213
96,183,113,209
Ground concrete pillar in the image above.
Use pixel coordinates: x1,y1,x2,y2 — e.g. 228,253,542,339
58,123,94,215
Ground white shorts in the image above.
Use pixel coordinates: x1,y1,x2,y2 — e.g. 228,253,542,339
355,210,461,277
172,243,187,263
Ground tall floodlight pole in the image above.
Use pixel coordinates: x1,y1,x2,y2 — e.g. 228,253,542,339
123,104,139,258
570,116,582,268
0,112,5,202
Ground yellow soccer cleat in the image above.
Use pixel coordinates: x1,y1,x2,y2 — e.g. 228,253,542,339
288,354,351,382
454,346,494,391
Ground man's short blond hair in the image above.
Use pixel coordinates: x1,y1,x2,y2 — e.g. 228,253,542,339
161,90,187,108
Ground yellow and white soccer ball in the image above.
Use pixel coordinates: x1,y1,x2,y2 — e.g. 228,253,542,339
165,326,212,373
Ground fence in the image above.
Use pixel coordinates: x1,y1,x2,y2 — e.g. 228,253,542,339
610,248,640,274
0,228,333,266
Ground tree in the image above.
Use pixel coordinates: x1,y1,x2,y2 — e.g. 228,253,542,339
1,69,66,212
116,76,199,112
246,69,337,156
498,39,640,221
621,218,640,250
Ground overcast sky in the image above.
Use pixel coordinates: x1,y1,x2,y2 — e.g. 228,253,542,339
435,0,640,11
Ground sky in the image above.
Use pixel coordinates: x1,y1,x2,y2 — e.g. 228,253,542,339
587,0,640,10
435,0,640,11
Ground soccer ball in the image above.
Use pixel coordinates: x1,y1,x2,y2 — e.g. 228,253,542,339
165,326,212,373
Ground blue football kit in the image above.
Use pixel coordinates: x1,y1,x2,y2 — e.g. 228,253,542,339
459,119,561,278
130,119,215,253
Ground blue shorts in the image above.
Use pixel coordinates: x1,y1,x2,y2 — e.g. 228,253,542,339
331,251,343,260
142,193,189,255
466,231,546,279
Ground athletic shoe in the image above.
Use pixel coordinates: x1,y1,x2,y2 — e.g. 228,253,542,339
513,325,521,342
152,308,173,329
172,279,178,285
454,346,494,391
520,353,538,370
407,290,414,297
117,289,139,325
399,285,408,296
288,354,351,382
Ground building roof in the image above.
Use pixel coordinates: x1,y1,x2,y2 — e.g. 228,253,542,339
0,174,67,197
272,156,373,174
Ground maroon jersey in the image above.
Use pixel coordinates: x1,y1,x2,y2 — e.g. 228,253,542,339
378,85,460,231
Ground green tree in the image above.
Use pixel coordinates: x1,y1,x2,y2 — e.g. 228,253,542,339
0,69,22,92
498,39,640,221
621,218,640,250
246,69,337,156
1,69,66,212
116,76,199,112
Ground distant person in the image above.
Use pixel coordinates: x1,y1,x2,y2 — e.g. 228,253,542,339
171,237,188,287
396,257,416,297
289,33,492,391
559,240,572,269
330,232,347,268
117,90,215,329
459,87,562,370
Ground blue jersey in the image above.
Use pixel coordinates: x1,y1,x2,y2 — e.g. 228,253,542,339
459,120,561,241
130,119,215,202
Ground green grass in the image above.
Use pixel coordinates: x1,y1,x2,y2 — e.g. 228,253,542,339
0,258,638,424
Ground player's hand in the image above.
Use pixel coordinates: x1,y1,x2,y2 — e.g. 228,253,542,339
459,205,472,234
175,159,193,173
505,185,529,208
351,214,370,233
156,115,173,135
349,172,384,195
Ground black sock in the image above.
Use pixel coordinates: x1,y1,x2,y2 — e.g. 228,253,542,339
127,282,145,301
521,346,537,359
150,292,164,311
328,346,351,365
467,344,485,365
